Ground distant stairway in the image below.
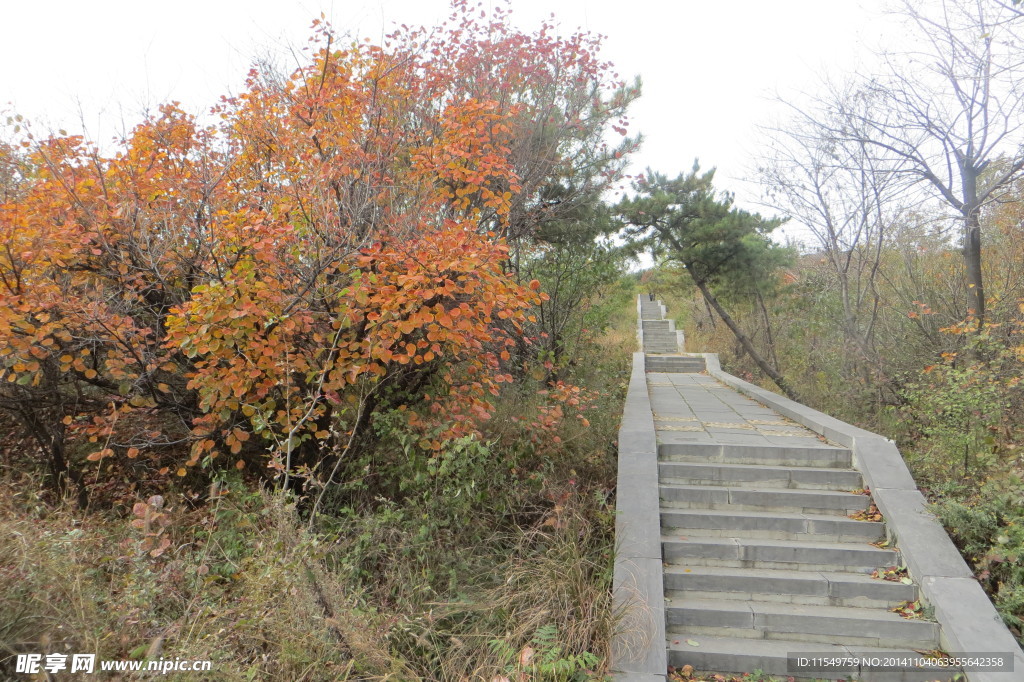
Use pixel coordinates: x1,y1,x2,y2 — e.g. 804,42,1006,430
642,319,680,354
640,297,664,319
639,298,702,368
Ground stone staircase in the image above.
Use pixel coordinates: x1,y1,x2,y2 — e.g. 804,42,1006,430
657,434,953,680
645,355,706,373
613,296,1024,681
640,297,665,320
640,297,680,355
642,319,680,354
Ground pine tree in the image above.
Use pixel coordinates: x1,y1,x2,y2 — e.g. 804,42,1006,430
618,163,801,401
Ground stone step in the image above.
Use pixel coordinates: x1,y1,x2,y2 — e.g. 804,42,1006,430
660,508,884,542
666,636,961,681
659,461,863,490
660,483,871,515
660,442,852,468
663,565,916,608
645,359,704,372
666,599,940,649
662,536,897,572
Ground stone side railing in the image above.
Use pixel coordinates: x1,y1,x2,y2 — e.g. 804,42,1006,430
611,298,667,680
610,349,667,681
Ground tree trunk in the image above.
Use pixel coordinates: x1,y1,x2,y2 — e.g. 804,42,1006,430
692,277,803,403
960,161,985,326
19,406,89,507
964,207,985,326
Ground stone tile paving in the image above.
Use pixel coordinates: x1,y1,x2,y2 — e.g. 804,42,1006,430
646,373,840,449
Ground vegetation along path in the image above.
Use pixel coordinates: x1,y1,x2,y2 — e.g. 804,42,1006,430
611,297,1024,682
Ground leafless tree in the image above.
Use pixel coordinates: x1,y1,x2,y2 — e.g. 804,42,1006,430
758,87,909,375
818,0,1024,325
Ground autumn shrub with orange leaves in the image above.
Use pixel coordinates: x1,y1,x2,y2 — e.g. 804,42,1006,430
0,1,637,507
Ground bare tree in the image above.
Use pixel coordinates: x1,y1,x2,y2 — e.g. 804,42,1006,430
758,89,908,376
823,0,1024,325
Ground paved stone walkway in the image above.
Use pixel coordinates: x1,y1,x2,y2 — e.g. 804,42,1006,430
647,373,836,449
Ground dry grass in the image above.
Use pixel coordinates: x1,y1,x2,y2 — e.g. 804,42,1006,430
0,480,409,681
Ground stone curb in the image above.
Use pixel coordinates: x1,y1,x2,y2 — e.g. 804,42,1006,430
611,337,666,676
699,352,1024,681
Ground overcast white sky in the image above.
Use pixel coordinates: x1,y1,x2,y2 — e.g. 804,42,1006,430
1,0,897,221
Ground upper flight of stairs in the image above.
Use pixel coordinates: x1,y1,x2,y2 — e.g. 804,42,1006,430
640,297,679,354
640,296,705,370
642,319,680,354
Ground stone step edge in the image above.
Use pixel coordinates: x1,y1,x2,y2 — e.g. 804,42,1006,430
662,535,898,571
665,636,962,681
666,596,936,623
660,507,885,539
658,463,864,490
663,566,916,599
